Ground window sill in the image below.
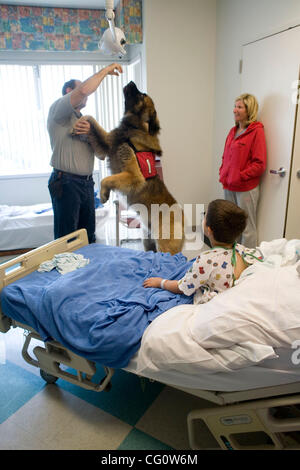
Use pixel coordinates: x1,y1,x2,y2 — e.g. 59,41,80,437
0,170,101,180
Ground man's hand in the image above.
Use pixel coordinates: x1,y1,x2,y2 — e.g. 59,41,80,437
104,63,123,76
73,119,91,135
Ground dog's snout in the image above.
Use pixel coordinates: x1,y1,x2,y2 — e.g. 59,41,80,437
127,81,137,89
123,81,140,96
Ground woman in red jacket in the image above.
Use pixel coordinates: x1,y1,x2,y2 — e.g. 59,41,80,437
219,93,267,248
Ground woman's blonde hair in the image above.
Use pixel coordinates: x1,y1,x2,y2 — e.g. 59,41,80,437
235,93,259,125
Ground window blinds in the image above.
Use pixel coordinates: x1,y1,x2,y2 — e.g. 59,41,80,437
0,61,139,177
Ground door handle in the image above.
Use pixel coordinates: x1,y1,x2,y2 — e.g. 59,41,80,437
269,167,286,177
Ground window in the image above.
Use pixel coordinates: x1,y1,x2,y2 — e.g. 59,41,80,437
0,61,138,176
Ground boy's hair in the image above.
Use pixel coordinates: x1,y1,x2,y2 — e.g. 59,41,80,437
62,79,77,96
235,93,259,126
206,199,248,244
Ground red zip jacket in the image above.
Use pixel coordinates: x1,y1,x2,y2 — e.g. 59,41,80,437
219,121,267,192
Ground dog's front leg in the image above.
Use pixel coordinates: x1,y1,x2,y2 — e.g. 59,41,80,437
71,115,111,159
100,172,145,203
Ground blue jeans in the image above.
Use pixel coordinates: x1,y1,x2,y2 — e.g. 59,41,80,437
48,170,96,244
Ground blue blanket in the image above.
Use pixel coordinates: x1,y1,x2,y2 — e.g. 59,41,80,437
1,244,193,368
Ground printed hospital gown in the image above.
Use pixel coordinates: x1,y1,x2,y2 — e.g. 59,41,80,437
178,244,264,304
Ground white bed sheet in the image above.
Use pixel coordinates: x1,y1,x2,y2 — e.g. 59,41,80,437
125,347,300,392
0,203,109,250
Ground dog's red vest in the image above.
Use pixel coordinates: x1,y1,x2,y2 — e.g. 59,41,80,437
127,140,158,179
135,151,157,179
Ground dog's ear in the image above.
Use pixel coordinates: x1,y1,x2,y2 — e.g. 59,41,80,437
148,110,160,136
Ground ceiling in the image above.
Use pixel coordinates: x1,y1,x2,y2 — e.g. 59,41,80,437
3,0,108,9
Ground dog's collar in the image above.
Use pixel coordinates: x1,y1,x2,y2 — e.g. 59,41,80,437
127,140,138,153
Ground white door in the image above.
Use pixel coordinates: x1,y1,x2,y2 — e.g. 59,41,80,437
241,27,300,243
285,105,300,239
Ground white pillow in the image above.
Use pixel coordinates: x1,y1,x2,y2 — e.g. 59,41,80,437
189,264,300,350
136,304,277,376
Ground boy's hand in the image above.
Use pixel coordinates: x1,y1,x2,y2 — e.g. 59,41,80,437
143,277,163,288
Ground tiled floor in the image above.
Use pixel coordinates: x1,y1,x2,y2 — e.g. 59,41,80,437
0,327,219,451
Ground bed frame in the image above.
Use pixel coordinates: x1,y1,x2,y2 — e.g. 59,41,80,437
1,229,300,450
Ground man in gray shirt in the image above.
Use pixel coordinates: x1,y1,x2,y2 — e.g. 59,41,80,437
47,62,123,243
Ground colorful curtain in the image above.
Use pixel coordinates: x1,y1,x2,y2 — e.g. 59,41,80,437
116,0,142,45
0,0,142,52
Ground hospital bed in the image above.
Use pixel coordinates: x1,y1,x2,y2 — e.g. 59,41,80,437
1,229,300,450
0,203,109,254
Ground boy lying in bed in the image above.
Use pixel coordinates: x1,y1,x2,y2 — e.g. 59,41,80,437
143,199,264,304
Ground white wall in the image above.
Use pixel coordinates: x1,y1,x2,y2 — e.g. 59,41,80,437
143,0,216,221
213,0,300,199
0,175,50,206
0,172,102,206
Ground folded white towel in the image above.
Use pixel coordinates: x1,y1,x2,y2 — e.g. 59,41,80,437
38,252,89,275
259,238,300,267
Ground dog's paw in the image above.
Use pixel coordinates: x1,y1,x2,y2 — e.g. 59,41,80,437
100,187,110,204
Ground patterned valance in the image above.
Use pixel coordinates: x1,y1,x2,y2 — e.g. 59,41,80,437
0,0,142,52
117,0,142,45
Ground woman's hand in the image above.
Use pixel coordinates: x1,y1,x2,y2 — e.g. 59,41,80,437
143,277,163,288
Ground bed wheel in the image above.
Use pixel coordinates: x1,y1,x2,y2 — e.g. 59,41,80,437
100,376,112,392
40,369,58,384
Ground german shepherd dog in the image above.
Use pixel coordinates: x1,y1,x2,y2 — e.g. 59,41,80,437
73,81,184,255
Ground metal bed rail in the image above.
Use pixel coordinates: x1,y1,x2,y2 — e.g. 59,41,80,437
0,229,115,391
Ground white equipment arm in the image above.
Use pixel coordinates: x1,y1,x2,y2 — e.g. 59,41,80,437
105,0,116,42
99,0,126,57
